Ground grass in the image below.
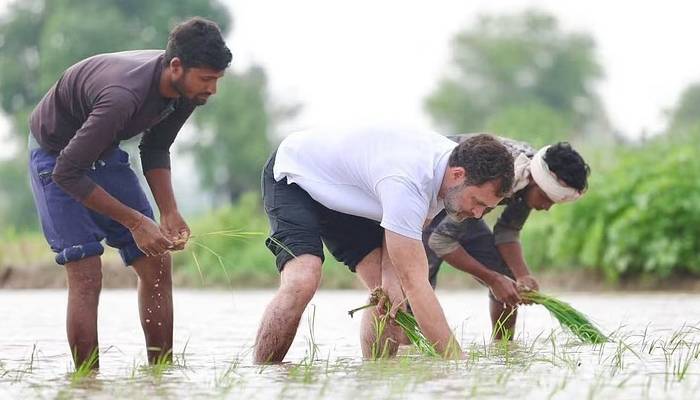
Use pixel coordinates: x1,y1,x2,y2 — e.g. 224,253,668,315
520,290,608,344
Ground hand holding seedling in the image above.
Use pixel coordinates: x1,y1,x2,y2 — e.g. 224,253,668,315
516,274,540,304
160,211,191,250
489,274,521,307
129,214,173,257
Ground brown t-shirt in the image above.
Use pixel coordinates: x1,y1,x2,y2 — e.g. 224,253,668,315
29,50,196,200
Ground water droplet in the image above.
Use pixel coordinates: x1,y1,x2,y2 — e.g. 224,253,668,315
157,322,162,326
146,319,151,323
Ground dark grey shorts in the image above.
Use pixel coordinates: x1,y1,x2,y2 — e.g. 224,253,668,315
423,210,514,290
262,152,383,272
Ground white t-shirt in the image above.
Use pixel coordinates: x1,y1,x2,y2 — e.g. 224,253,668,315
273,124,457,240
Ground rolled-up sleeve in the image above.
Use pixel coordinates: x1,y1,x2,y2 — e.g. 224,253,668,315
375,176,429,240
493,200,531,245
426,212,471,256
139,100,195,172
52,87,138,200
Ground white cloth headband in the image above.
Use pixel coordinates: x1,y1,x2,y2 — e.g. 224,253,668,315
528,145,582,203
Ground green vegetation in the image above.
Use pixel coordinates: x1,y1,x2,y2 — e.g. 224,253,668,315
69,348,99,383
1,6,698,287
171,192,357,288
349,288,439,357
4,322,700,398
424,9,608,147
521,134,700,282
520,291,607,343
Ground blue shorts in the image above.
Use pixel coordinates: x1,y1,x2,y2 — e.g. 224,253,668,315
28,140,154,266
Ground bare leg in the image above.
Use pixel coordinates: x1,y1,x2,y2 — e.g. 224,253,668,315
131,254,173,363
356,247,406,358
254,255,322,364
65,256,102,369
489,297,517,341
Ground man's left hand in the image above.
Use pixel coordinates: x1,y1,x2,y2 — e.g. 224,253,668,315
516,275,540,304
160,211,191,251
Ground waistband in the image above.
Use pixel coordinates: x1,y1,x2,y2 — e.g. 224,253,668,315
28,132,41,151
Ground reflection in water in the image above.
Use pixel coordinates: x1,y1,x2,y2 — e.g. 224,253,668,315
1,290,699,399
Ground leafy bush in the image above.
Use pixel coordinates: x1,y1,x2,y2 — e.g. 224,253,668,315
521,135,700,281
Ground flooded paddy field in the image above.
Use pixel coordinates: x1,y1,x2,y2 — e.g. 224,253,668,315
1,290,699,399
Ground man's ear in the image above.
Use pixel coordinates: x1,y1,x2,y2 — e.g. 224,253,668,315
169,57,184,77
450,166,466,181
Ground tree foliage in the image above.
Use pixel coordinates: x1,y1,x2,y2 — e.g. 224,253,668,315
668,83,700,136
425,9,605,143
0,0,231,135
187,66,298,203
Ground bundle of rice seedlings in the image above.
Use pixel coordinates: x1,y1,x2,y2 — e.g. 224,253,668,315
349,288,439,357
520,290,608,344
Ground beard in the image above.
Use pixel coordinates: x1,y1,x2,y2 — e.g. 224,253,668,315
171,77,208,105
443,183,470,221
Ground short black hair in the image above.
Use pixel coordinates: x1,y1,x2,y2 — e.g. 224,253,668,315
164,17,232,71
448,134,514,197
544,142,590,192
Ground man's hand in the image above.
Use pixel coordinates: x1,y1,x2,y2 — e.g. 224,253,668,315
488,274,521,307
516,274,540,304
160,211,191,251
129,215,173,257
384,230,462,358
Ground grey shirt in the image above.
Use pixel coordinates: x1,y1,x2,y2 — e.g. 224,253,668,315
29,50,196,200
426,135,535,257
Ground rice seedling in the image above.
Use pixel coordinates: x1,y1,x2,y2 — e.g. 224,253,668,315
173,338,190,369
5,344,39,383
148,349,173,380
213,357,243,393
289,306,322,384
369,313,392,360
672,344,697,382
70,347,99,383
177,228,294,286
520,291,608,344
348,288,439,357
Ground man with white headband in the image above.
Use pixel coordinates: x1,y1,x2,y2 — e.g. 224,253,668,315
422,134,590,340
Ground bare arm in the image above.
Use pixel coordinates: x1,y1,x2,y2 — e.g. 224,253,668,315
82,186,143,230
496,241,530,278
144,168,190,250
384,230,461,358
442,247,521,306
145,168,178,215
494,201,539,292
497,241,539,293
82,186,172,256
443,247,500,285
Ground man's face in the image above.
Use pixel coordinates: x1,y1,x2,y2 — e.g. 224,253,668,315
171,62,225,105
443,179,504,221
524,183,555,211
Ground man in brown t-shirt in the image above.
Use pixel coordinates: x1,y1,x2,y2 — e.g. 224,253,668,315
28,17,231,369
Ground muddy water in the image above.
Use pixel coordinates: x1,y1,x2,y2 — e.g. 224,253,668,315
1,289,699,399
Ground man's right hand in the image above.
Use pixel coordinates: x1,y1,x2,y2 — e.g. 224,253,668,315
488,274,521,307
129,215,173,257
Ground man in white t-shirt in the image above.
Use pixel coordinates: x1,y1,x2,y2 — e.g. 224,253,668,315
253,124,515,363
